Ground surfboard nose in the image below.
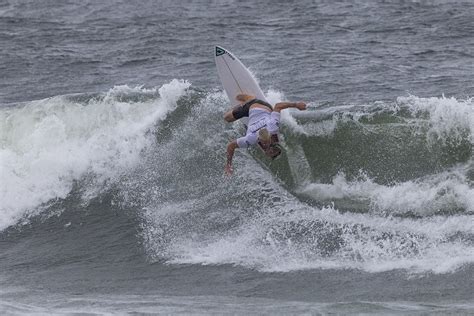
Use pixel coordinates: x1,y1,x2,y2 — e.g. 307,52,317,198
215,46,226,57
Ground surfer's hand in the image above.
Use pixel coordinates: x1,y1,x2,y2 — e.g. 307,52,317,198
225,164,233,176
295,102,307,111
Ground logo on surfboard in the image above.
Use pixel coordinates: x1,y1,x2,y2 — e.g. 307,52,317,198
216,47,226,56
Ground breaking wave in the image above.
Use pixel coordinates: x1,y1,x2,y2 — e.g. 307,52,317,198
1,83,473,274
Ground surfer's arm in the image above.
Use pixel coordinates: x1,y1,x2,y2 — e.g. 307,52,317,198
225,140,239,175
274,102,307,113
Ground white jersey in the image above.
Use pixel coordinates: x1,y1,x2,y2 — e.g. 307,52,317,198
236,109,281,148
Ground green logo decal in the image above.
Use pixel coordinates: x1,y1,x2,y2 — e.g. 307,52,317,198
216,47,226,56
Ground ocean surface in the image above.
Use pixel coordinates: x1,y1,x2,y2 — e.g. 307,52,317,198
1,0,473,314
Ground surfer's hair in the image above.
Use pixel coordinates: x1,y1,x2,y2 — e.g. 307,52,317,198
259,128,282,160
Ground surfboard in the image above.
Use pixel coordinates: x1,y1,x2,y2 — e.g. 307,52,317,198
215,46,268,124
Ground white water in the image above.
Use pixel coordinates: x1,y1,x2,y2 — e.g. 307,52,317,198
147,159,473,274
398,95,474,146
0,80,190,231
299,169,474,215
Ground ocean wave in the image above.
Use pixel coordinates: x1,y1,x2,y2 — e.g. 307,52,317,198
0,79,190,231
1,86,472,275
136,91,473,274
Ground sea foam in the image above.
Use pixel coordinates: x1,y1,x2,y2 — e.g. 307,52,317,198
0,80,190,231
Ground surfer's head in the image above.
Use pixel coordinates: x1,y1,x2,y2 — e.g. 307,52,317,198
236,94,254,103
258,128,282,160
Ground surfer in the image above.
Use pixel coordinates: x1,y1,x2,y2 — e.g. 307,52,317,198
224,94,306,175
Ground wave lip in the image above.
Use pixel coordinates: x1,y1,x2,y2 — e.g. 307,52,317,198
0,79,190,231
397,95,474,146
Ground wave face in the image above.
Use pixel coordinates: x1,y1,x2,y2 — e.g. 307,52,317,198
1,84,473,275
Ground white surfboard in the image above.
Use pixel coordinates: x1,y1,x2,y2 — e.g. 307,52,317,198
215,46,268,124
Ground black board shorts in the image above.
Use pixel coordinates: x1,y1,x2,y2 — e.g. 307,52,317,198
232,99,273,120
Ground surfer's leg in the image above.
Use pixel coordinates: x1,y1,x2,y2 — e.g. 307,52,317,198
224,109,236,122
236,94,255,102
224,105,245,122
